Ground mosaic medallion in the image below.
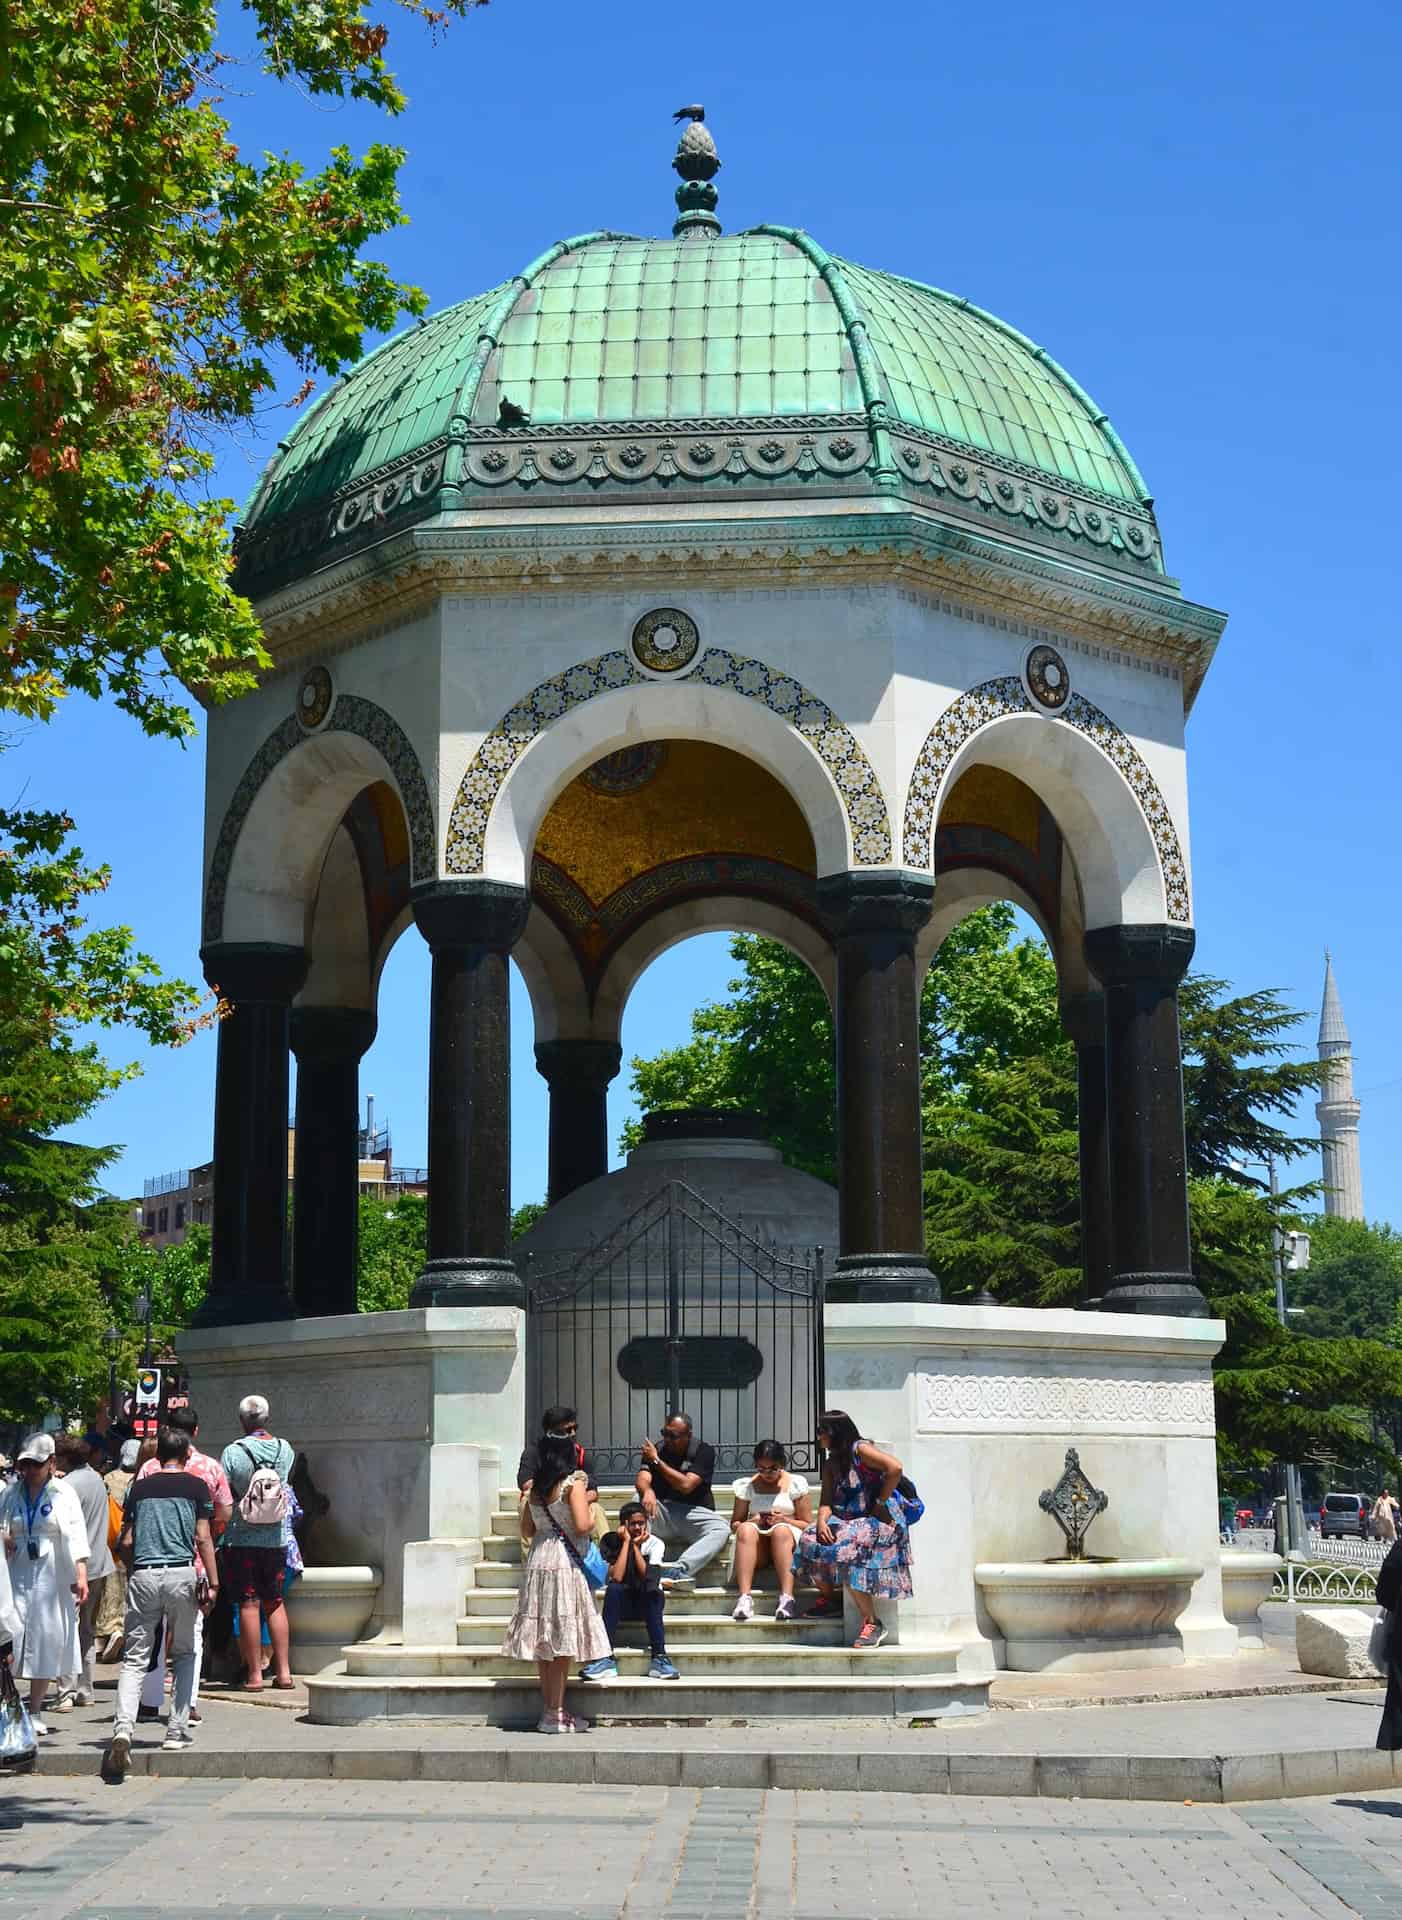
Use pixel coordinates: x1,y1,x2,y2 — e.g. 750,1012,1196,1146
580,742,669,797
1026,644,1070,711
297,664,333,730
631,607,700,676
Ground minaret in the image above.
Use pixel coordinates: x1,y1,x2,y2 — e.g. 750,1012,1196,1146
1316,952,1364,1220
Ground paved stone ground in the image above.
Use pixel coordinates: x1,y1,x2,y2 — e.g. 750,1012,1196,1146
8,1774,1402,1918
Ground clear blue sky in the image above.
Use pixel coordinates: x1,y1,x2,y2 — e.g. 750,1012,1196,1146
17,0,1401,1223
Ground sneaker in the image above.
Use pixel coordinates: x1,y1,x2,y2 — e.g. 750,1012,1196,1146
563,1711,593,1731
49,1690,75,1714
107,1732,129,1774
188,1709,202,1725
774,1594,797,1622
658,1565,693,1586
161,1729,192,1752
29,1718,50,1737
580,1656,618,1681
648,1655,680,1680
852,1619,888,1650
536,1712,569,1735
802,1594,842,1617
731,1593,754,1623
73,1689,95,1708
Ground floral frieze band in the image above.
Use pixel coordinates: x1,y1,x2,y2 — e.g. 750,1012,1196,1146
445,647,892,874
902,675,1190,923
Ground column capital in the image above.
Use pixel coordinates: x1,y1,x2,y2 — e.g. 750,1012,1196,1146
200,941,308,1004
817,870,936,940
534,1038,624,1092
1084,923,1195,990
411,879,530,953
289,1005,377,1067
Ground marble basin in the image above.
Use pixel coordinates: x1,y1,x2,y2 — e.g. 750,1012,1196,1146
1219,1549,1282,1649
285,1565,382,1676
974,1558,1203,1672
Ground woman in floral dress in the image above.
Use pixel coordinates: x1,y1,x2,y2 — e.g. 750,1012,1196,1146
796,1409,912,1650
501,1434,610,1733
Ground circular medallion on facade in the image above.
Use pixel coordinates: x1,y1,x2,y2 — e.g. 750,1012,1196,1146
580,742,669,796
1026,645,1070,711
297,664,333,730
631,607,700,676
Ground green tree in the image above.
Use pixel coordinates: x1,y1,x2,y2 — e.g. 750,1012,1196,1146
356,1192,426,1313
1288,1216,1402,1344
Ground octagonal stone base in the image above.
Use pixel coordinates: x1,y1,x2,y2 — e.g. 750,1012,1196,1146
974,1559,1203,1672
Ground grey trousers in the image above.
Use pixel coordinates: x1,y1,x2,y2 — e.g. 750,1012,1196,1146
650,1502,731,1579
63,1576,106,1697
113,1567,198,1739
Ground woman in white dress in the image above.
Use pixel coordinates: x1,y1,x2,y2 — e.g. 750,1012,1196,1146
500,1435,610,1733
0,1435,89,1734
729,1441,813,1623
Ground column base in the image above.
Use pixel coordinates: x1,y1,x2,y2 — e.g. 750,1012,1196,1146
188,1284,294,1330
826,1253,940,1305
1098,1274,1209,1319
409,1258,525,1310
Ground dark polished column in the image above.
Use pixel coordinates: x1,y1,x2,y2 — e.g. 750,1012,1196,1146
818,871,938,1303
1061,991,1114,1307
1082,924,1205,1318
289,1006,377,1318
412,879,530,1308
535,1039,623,1204
194,942,308,1327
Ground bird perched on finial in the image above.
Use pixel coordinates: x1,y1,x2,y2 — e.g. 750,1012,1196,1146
673,105,720,183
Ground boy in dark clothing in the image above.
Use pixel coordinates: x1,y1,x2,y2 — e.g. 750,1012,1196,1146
580,1502,679,1682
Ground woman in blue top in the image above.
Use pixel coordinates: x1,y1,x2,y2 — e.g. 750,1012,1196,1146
219,1394,296,1690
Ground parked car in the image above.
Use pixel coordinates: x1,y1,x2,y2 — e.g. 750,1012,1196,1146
1319,1491,1370,1540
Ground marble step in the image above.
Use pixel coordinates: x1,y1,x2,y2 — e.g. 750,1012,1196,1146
455,1613,844,1645
307,1664,989,1726
344,1643,955,1681
497,1485,741,1515
464,1582,818,1612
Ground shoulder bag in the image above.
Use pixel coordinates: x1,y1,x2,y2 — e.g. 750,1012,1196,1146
546,1501,607,1588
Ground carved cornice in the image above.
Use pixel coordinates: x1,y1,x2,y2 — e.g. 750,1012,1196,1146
241,510,1224,711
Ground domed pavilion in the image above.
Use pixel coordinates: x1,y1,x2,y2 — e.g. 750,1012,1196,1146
184,116,1237,1690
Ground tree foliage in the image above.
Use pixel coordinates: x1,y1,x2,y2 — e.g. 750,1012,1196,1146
1,0,483,737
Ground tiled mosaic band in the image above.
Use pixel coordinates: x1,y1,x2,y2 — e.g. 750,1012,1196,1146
203,693,435,944
901,675,1190,923
445,646,892,874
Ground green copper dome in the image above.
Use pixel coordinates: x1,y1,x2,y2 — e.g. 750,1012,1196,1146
235,227,1160,594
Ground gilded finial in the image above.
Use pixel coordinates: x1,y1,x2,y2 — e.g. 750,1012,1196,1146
672,106,721,241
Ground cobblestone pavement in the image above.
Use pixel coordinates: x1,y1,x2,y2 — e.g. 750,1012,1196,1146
8,1776,1402,1919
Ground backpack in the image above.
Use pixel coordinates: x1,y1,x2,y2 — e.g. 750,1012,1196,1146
235,1441,288,1527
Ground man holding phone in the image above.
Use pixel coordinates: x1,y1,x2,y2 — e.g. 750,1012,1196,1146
634,1413,730,1584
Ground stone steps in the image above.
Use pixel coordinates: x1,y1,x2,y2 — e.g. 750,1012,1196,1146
456,1609,839,1642
306,1664,989,1726
496,1485,742,1515
346,1643,959,1681
462,1576,817,1613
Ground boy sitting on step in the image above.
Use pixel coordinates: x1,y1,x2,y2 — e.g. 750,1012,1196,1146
581,1503,680,1681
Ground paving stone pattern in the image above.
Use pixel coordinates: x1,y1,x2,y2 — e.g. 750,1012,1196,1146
9,1777,1402,1919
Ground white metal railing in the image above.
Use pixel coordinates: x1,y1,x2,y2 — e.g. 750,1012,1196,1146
1306,1529,1389,1567
1273,1560,1378,1602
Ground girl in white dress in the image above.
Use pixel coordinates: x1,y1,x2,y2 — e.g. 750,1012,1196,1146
729,1441,813,1623
500,1435,611,1733
0,1435,90,1734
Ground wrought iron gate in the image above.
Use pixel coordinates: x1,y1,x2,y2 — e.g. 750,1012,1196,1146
522,1180,825,1476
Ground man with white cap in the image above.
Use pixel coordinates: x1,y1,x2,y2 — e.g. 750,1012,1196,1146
0,1434,89,1734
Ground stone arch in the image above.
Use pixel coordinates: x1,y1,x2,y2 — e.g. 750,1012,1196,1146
900,676,1189,927
444,647,892,884
593,896,836,1041
203,693,434,946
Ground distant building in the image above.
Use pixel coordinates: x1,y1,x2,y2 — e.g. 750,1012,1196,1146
138,1104,424,1247
1316,952,1364,1221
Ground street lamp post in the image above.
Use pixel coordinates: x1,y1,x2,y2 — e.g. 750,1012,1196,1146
103,1324,121,1425
132,1290,154,1369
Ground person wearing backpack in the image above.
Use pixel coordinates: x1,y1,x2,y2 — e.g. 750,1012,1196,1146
219,1394,296,1690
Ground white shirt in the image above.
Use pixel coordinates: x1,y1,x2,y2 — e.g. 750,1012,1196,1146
732,1473,811,1529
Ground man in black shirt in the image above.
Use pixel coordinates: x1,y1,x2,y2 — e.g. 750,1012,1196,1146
634,1413,729,1583
517,1406,601,1536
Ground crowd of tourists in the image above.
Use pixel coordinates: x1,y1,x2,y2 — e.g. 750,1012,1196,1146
0,1392,300,1773
504,1404,919,1734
